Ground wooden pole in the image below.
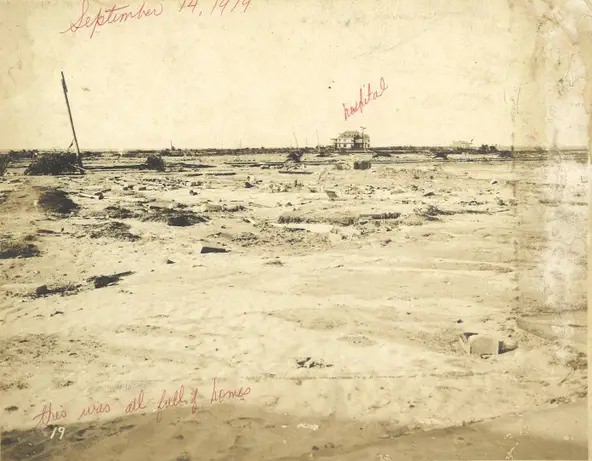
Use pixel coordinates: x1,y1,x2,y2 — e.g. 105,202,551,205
61,71,82,166
360,126,367,152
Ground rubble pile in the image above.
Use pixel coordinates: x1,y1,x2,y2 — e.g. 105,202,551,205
25,153,80,176
142,154,166,171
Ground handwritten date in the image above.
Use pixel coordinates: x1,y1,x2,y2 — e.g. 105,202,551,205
60,0,164,39
179,0,252,15
60,0,254,39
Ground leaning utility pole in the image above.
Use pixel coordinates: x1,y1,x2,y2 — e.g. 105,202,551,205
61,71,82,166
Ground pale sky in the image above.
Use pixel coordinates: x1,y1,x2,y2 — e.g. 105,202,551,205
1,0,589,150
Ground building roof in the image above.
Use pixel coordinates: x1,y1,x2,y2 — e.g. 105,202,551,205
338,130,369,139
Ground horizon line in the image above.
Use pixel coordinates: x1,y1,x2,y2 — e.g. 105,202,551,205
2,145,589,152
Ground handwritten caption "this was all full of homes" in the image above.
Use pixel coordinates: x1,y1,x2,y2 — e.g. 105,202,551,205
32,378,252,433
61,0,253,39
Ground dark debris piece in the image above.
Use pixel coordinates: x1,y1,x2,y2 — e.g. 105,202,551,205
88,271,134,289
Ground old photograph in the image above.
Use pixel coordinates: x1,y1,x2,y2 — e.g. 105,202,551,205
0,0,589,459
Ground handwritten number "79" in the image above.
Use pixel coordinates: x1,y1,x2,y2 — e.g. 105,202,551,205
180,0,251,14
50,426,65,440
211,0,251,14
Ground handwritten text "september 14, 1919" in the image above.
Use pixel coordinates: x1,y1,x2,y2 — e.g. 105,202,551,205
60,0,253,39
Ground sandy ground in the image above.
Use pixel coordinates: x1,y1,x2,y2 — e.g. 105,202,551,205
0,151,588,460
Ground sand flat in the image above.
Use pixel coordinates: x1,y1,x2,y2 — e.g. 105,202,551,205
0,151,587,460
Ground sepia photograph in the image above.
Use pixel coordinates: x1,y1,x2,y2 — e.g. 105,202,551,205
0,0,589,459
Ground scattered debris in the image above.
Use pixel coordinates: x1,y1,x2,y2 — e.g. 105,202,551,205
165,259,175,264
265,259,284,266
35,285,50,296
89,271,134,289
104,206,138,219
296,357,333,368
278,170,313,175
230,232,259,246
490,179,498,185
0,239,40,259
205,171,236,176
353,160,371,170
325,190,338,200
458,332,507,357
359,212,400,220
200,203,245,213
50,311,65,317
142,154,166,171
269,183,292,193
286,150,304,162
199,203,223,212
0,155,10,176
327,213,358,226
34,283,81,298
167,214,201,227
76,192,104,200
25,152,81,175
414,204,449,220
142,208,208,227
278,213,314,224
277,212,358,227
37,189,79,214
500,339,518,354
200,245,228,254
88,221,140,241
461,200,484,206
0,191,10,205
565,352,587,371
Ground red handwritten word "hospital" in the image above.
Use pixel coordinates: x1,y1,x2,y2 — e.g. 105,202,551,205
60,0,164,39
343,77,388,121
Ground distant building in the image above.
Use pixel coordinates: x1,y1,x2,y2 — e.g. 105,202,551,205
332,130,370,150
479,144,498,153
451,140,472,149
